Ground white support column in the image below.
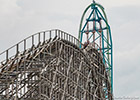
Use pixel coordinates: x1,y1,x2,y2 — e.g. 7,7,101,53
49,67,58,100
49,44,63,100
59,44,63,57
74,59,83,100
61,55,73,100
93,87,98,99
83,70,91,100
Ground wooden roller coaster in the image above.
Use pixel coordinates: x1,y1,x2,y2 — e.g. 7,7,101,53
0,29,113,100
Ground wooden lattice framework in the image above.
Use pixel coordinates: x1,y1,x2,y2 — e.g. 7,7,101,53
0,29,113,100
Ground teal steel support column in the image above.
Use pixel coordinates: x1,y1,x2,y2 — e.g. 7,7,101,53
78,1,113,94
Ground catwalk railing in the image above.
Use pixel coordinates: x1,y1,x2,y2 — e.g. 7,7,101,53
0,29,112,100
0,29,83,66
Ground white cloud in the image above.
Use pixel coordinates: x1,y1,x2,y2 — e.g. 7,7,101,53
0,0,140,98
0,0,20,26
99,0,140,8
0,0,20,14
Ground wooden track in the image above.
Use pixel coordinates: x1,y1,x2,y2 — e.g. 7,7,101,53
0,29,113,100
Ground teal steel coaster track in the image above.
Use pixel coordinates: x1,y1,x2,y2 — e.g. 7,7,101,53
78,1,113,94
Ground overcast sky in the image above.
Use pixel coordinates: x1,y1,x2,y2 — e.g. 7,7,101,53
0,0,140,99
